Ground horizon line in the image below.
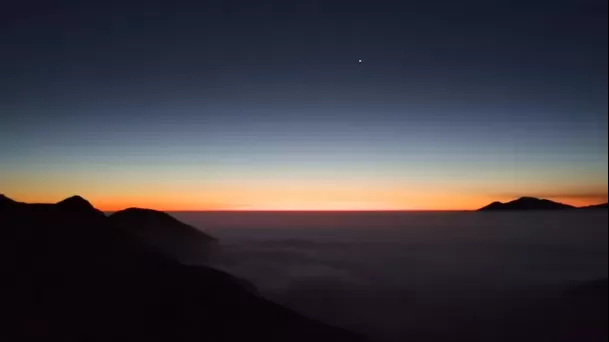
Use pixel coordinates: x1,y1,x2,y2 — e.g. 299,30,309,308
102,209,476,213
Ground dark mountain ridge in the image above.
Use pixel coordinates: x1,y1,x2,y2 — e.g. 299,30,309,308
478,197,607,211
109,208,217,264
580,203,609,210
0,195,369,342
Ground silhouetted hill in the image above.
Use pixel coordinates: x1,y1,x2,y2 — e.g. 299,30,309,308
478,197,575,211
56,195,109,221
0,195,369,342
0,193,16,204
579,203,609,210
109,208,217,264
57,195,95,208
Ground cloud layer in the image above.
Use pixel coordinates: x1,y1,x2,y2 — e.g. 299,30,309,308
175,211,608,341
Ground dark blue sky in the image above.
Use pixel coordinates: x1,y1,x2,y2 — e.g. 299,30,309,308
1,0,607,209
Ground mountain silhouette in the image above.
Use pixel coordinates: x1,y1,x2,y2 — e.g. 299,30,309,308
0,195,369,342
478,197,575,211
0,193,16,204
579,203,609,210
57,195,95,208
109,208,217,264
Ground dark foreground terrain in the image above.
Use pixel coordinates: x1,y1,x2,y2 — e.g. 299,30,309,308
0,195,368,342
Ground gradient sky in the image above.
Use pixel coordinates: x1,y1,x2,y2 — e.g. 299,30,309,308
1,0,607,210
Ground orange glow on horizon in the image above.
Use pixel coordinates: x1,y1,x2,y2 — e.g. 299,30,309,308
86,185,497,211
4,182,606,212
42,195,609,212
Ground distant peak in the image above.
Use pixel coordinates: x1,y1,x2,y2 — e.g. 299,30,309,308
111,207,175,220
478,196,574,211
57,195,94,209
59,195,88,202
516,196,540,201
0,194,16,203
120,207,157,213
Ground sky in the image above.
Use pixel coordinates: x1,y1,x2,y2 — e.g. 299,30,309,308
1,0,607,210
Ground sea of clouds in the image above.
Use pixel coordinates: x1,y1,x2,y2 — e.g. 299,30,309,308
173,211,608,341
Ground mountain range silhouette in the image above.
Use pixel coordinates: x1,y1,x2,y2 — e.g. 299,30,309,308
478,197,608,211
0,195,369,342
